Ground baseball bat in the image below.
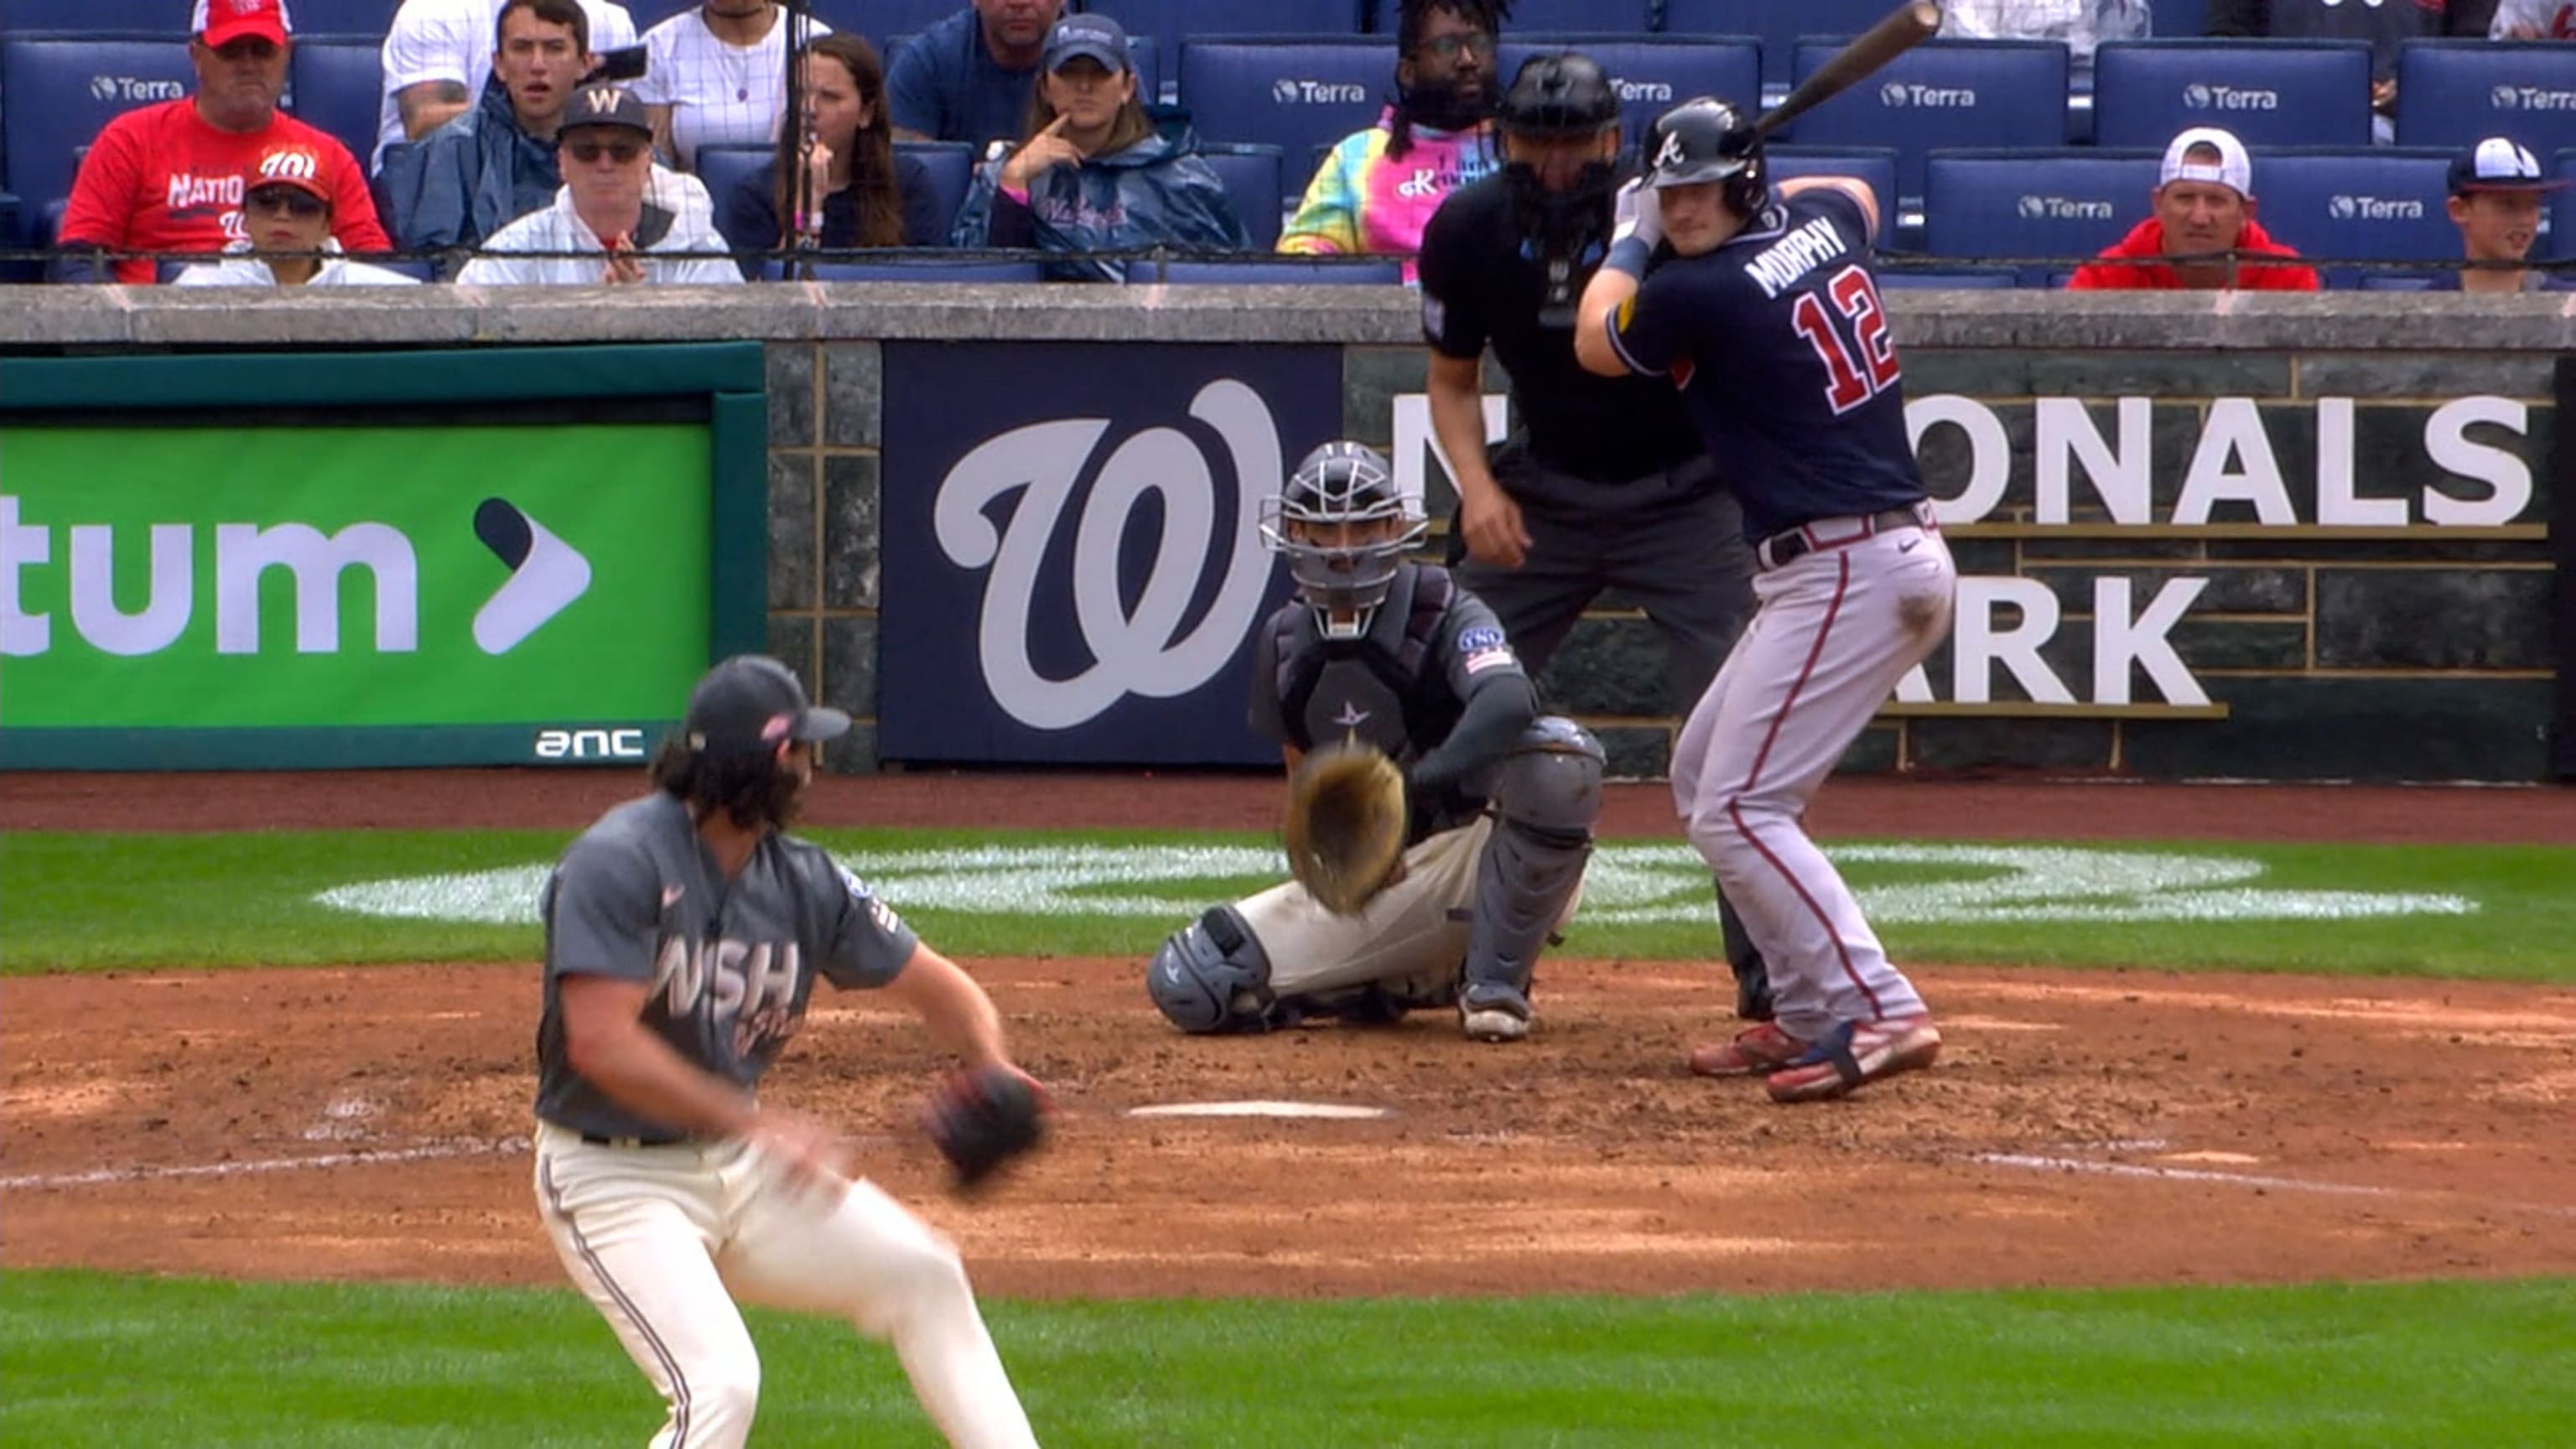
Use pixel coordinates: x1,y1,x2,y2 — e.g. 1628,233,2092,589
1751,1,1945,138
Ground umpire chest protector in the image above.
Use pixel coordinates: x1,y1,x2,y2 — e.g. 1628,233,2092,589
1275,566,1462,762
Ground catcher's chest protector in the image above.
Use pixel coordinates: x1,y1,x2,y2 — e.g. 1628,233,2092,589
1277,568,1459,761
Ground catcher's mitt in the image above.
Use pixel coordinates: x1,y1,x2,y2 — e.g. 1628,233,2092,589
925,1064,1046,1194
1282,742,1409,916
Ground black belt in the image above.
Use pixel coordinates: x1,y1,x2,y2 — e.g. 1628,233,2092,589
1755,501,1935,572
579,1132,687,1148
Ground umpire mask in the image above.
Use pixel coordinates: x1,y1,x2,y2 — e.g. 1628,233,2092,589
1499,55,1623,327
1260,441,1427,641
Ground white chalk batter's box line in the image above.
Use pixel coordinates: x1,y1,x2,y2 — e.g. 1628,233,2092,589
1969,1151,2576,1218
314,843,2480,929
0,1135,531,1192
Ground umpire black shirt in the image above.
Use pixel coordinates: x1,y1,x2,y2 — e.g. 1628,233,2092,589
1418,173,1709,487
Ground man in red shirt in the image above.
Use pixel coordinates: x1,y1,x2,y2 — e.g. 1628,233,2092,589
2066,126,2319,291
52,0,391,283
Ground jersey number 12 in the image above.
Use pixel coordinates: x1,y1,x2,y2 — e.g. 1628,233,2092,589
1789,264,1899,415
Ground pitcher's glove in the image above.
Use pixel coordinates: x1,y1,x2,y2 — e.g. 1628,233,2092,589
1283,742,1410,917
925,1064,1046,1194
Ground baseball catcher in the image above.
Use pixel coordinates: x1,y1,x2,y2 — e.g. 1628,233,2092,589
1145,439,1604,1043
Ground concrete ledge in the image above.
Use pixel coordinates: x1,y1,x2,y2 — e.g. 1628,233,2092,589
8,283,2576,351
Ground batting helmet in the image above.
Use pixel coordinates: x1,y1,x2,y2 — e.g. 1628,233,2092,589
1498,52,1619,138
1260,441,1426,637
1644,97,1767,216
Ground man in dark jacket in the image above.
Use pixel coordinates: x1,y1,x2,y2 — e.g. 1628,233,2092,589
382,0,594,257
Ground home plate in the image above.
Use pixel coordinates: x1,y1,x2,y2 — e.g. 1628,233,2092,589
1126,1101,1390,1120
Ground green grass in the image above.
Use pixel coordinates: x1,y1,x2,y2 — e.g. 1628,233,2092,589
4,1270,2571,1446
3,827,2573,981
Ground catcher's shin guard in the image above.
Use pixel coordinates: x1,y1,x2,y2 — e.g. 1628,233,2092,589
1462,718,1604,1021
1146,906,1280,1033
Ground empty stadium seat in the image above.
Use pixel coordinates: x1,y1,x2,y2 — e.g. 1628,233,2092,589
2245,147,2457,286
2396,39,2576,153
1198,141,1285,248
775,257,1048,281
2554,148,2576,260
895,138,975,237
1763,146,1900,248
2355,272,2438,290
1496,34,1760,145
284,37,384,169
2090,39,2373,149
1662,0,1893,91
1124,256,1404,282
1778,39,2070,205
1492,0,1652,32
1177,36,1392,173
1922,147,2159,281
1876,265,2018,288
695,143,771,242
0,35,193,207
1109,0,1359,70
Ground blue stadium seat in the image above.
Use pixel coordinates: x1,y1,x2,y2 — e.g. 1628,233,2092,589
2396,39,2576,153
1198,141,1285,248
1922,147,2159,281
1779,39,2070,205
1877,265,2018,288
1497,35,1760,146
1124,256,1403,282
1763,146,1900,249
1107,1,1360,69
2244,147,2457,286
2090,39,2373,149
776,257,1048,280
2356,272,2438,290
285,37,384,169
695,143,771,243
895,138,975,237
2553,148,2576,260
0,35,194,206
0,0,171,32
1662,0,1893,91
1177,36,1392,165
1496,0,1653,31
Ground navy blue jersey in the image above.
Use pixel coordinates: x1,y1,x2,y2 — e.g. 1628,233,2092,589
1604,187,1924,543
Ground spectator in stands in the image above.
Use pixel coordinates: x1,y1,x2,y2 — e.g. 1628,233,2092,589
457,81,742,283
1279,0,1504,280
174,146,423,286
2437,137,2569,291
2207,0,2489,142
2488,0,2568,35
52,0,391,284
888,0,1065,150
382,0,598,255
948,13,1244,280
721,35,948,277
376,0,640,170
2067,126,2319,290
1940,0,2148,80
632,0,832,171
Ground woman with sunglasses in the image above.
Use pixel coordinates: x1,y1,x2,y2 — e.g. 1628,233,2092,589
1278,0,1506,280
948,12,1244,281
721,34,948,277
172,147,422,287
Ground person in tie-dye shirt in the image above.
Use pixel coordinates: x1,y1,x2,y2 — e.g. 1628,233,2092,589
1277,0,1504,280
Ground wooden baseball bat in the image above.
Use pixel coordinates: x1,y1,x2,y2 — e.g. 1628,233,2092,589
1752,0,1945,139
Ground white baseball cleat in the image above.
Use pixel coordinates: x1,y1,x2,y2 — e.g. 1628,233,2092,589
1461,1005,1531,1042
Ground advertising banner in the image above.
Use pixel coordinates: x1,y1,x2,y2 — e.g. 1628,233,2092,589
880,342,1343,766
0,345,766,768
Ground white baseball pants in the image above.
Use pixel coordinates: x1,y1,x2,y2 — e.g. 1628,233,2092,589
533,1122,1039,1449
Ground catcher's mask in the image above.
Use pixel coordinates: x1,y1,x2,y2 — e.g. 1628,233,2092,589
1260,440,1426,641
1644,96,1767,218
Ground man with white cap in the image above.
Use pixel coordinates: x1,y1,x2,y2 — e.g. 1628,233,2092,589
2067,125,2319,291
2437,137,2571,293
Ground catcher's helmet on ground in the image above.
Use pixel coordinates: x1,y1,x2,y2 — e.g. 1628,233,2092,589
1260,441,1426,636
1498,52,1620,138
1644,97,1767,215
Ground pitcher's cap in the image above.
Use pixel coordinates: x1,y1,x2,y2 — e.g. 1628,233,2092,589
682,656,849,758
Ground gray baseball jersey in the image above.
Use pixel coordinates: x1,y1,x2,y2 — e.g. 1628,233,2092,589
1249,563,1526,769
533,792,918,1140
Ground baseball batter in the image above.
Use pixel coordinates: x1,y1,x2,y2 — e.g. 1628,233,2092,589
1145,440,1605,1042
532,654,1041,1447
1573,99,1954,1104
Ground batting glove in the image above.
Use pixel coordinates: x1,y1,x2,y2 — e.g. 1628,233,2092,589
1611,177,1664,252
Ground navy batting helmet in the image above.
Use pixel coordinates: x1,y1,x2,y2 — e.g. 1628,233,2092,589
1260,441,1426,636
1644,97,1767,215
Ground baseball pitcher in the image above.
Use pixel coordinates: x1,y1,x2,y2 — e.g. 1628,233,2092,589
532,655,1040,1448
1145,440,1605,1042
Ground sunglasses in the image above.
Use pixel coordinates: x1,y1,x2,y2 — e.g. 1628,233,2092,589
568,139,647,164
246,189,326,218
1418,32,1495,61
